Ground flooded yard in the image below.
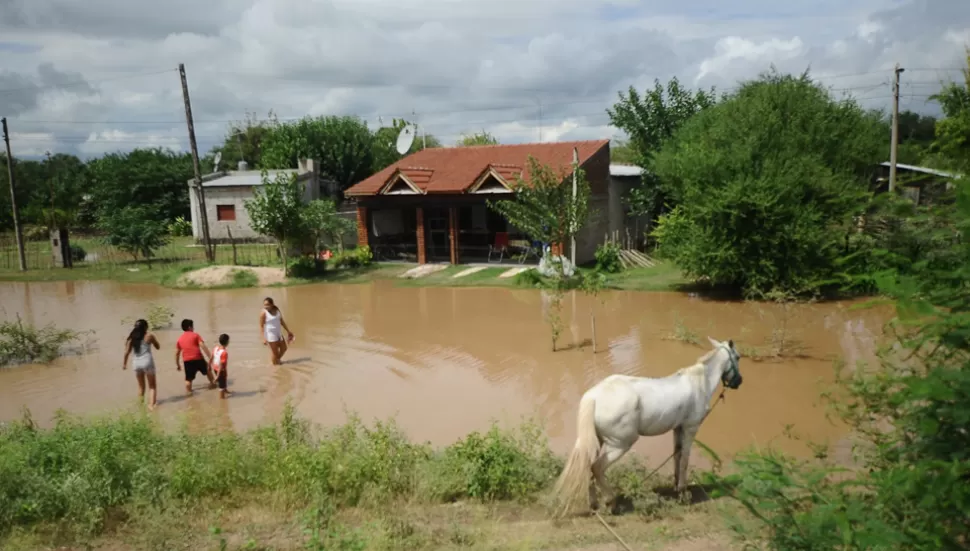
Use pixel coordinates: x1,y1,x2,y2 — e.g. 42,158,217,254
0,280,889,466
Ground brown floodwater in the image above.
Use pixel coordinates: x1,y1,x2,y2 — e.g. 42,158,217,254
0,280,890,467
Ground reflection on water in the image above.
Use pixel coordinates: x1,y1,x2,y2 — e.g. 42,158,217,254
0,279,890,467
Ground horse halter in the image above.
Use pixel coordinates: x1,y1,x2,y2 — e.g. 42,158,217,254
720,343,743,390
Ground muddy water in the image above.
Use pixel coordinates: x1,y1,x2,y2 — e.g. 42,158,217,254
0,280,889,467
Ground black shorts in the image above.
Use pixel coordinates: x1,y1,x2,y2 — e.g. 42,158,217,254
216,368,228,390
183,359,209,382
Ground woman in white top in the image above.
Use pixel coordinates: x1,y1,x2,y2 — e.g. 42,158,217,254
122,319,160,410
259,297,294,365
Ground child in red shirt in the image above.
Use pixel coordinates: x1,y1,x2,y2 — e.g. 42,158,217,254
210,333,232,399
175,318,214,394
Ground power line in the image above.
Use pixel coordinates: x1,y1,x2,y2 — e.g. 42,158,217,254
0,68,177,95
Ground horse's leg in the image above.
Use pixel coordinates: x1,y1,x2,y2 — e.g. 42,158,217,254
592,443,630,512
672,427,684,492
675,427,699,495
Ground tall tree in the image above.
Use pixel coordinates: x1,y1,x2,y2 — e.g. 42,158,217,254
261,115,375,194
23,153,89,230
607,77,718,222
650,70,885,295
86,148,194,225
930,48,970,173
371,118,441,171
457,131,499,147
210,110,277,170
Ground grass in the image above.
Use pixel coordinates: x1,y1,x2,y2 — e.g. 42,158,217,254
0,406,745,551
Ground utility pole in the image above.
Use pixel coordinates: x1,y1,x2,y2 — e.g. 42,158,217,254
1,117,27,271
570,147,578,267
889,63,905,193
179,63,214,262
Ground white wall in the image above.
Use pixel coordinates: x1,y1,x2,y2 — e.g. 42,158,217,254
202,186,262,240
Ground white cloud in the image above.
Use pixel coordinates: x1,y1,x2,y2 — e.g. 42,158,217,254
0,0,967,159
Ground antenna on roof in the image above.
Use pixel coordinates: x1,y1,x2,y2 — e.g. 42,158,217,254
212,151,222,174
396,123,417,155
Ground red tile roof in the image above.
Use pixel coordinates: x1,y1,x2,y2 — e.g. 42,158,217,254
345,140,610,196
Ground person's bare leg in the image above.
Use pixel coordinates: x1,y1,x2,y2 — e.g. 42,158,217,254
136,371,146,404
206,367,216,389
269,342,282,365
146,372,158,410
277,339,288,361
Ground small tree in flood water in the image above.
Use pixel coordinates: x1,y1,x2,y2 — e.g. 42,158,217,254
488,156,592,352
0,315,82,367
580,271,606,353
245,170,306,274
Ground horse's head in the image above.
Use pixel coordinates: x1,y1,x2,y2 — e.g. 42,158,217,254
707,337,742,389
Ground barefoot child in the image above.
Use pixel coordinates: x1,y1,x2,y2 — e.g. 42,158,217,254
210,333,232,399
175,318,215,394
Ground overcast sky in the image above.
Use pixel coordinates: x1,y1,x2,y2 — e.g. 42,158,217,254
1,0,968,159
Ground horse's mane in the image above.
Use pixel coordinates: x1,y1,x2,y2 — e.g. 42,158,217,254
673,348,718,377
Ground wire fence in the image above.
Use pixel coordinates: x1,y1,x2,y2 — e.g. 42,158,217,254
0,231,285,272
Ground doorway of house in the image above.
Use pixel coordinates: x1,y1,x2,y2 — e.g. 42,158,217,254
424,207,451,262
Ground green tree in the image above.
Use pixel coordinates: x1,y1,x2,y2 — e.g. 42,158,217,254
86,148,194,225
261,115,375,194
210,110,277,170
244,171,307,274
371,118,441,171
98,205,170,267
607,77,718,221
299,198,354,253
0,153,39,232
457,131,499,147
930,48,970,173
650,70,885,295
609,140,638,164
23,153,89,231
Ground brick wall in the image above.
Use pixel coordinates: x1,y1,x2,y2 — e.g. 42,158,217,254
356,206,369,247
416,207,426,264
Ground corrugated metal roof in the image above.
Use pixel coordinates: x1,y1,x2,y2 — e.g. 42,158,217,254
880,162,960,179
193,170,299,188
609,164,644,177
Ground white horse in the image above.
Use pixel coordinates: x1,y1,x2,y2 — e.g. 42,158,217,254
553,337,743,515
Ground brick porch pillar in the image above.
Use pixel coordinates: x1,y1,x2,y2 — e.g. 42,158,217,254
448,206,459,264
355,206,369,248
550,242,563,256
416,207,427,264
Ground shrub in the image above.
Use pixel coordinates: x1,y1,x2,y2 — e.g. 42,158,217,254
513,268,545,288
331,245,372,269
0,318,82,367
120,302,174,330
229,268,259,288
288,256,325,279
167,216,193,237
594,242,623,273
69,244,86,262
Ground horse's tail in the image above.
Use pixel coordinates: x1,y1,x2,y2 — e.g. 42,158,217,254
552,392,600,518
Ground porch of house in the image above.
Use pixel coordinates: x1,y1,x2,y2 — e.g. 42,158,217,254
355,198,544,266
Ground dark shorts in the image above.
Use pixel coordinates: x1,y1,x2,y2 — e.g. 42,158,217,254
216,368,228,390
183,359,208,382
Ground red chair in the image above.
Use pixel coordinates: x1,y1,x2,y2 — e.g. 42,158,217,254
488,232,509,262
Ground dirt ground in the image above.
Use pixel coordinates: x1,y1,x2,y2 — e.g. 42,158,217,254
178,265,286,288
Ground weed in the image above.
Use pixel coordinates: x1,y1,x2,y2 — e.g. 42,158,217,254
230,268,260,288
121,302,175,330
663,314,700,345
0,316,82,367
594,242,623,273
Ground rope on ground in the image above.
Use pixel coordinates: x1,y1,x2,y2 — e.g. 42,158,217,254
590,388,728,551
594,510,635,551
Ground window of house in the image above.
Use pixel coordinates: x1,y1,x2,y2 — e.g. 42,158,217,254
216,204,236,221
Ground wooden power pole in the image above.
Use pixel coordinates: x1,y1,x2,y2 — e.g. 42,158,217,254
1,117,27,271
889,63,905,193
179,63,214,262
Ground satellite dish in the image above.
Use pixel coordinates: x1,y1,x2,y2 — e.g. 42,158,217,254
212,151,222,173
396,124,417,155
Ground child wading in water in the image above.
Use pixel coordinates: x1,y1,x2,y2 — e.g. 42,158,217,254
210,334,232,399
175,318,215,394
123,319,160,410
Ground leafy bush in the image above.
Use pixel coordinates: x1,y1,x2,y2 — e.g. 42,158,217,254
650,71,884,295
513,268,545,288
229,268,260,287
594,242,623,273
167,216,193,237
0,318,82,367
288,256,326,279
98,205,170,267
0,405,566,541
69,244,86,262
121,302,174,330
331,245,372,269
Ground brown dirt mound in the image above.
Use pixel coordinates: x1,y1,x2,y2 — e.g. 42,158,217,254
177,266,286,288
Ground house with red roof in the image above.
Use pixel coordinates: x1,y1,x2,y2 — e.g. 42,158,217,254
343,140,614,265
